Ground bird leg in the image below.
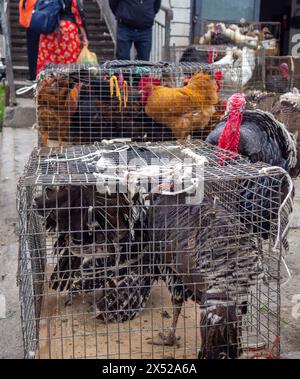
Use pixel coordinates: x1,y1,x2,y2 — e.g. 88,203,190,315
147,297,183,347
41,130,49,147
58,123,68,147
58,130,64,147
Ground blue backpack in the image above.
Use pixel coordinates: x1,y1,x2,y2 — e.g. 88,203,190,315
30,0,65,34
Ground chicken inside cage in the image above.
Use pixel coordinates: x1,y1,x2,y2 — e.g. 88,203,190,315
17,142,290,359
177,22,282,96
179,44,264,98
36,62,240,147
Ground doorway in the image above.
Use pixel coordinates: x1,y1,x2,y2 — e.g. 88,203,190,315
260,0,292,55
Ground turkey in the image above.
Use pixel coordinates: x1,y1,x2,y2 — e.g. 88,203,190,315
206,93,296,247
146,194,264,359
35,184,155,323
206,93,297,172
244,89,300,177
270,88,300,177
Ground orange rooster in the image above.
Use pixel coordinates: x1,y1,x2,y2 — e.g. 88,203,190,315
37,76,81,147
140,71,219,140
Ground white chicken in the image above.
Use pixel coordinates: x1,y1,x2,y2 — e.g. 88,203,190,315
212,47,235,67
235,47,256,86
214,47,256,96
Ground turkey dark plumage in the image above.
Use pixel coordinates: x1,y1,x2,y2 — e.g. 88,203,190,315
206,110,297,170
270,89,300,177
147,194,264,359
206,96,296,248
245,89,300,177
35,185,155,323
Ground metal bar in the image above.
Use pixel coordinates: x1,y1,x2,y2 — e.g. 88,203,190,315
0,0,16,105
96,0,117,46
163,7,173,62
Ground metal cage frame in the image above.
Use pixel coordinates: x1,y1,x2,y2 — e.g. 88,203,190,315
17,140,289,359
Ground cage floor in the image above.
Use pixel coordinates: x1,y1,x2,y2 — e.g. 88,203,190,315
37,280,201,359
36,263,277,359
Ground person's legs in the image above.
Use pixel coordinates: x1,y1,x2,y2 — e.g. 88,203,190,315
116,25,133,60
134,27,153,61
26,29,40,81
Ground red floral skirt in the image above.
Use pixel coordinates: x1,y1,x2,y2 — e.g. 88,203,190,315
37,21,81,75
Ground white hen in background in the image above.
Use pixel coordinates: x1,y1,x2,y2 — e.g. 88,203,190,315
215,47,256,97
213,48,235,67
236,47,256,86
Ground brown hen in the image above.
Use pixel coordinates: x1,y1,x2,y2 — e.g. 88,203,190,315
37,76,80,146
144,71,219,140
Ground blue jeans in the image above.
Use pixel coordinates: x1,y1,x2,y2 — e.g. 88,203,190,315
26,29,40,80
116,24,152,61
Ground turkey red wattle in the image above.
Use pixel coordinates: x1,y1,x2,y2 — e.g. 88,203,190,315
217,93,246,155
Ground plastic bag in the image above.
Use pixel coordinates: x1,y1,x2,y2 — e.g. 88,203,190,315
77,47,98,65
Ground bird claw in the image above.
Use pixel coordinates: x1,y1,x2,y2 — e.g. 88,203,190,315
146,332,181,347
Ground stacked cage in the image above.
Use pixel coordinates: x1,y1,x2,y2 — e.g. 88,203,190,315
173,20,285,95
177,44,265,94
171,19,273,95
17,140,290,359
199,20,281,55
264,56,299,94
35,61,246,147
245,59,300,162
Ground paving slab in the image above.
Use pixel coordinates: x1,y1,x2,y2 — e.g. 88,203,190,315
0,127,37,359
3,99,36,129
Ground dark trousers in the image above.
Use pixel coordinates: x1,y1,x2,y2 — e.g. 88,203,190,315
116,24,152,61
26,29,40,81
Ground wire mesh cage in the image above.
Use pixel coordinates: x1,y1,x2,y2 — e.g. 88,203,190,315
173,44,265,94
35,60,248,147
199,20,281,55
264,56,300,94
17,140,291,359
